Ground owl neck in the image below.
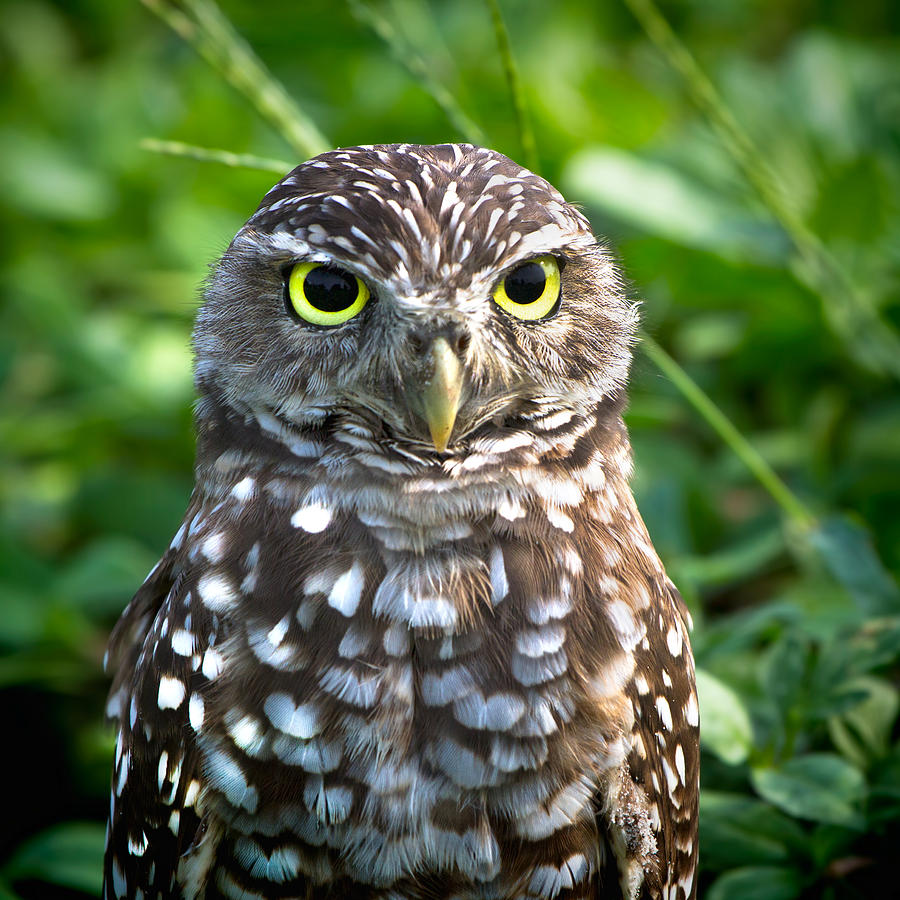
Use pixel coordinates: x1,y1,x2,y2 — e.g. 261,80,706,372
192,387,634,539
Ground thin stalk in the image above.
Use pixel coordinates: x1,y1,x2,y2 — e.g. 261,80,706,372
623,0,900,380
483,0,539,172
640,332,816,529
140,139,291,174
141,0,329,160
348,0,486,146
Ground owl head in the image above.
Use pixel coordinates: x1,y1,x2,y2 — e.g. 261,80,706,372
193,143,636,455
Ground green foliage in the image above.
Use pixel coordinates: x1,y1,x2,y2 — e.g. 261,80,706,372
1,0,898,897
1,824,105,897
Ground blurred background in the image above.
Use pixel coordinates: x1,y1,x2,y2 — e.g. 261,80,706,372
1,1,898,897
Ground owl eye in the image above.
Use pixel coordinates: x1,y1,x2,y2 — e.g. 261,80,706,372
286,262,370,326
492,255,561,321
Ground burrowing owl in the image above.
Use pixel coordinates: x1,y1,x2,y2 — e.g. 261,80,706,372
104,143,698,900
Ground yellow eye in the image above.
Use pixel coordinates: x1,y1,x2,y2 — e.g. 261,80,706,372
492,255,561,321
286,262,369,326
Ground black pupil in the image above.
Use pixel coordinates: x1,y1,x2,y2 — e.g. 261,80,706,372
505,262,546,304
304,266,358,312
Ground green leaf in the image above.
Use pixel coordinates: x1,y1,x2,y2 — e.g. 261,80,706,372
847,616,900,673
870,743,900,810
751,754,866,827
54,536,159,616
696,668,754,764
675,525,784,589
0,129,114,222
0,876,24,900
761,631,810,718
561,146,788,263
705,865,806,900
807,516,900,615
828,676,900,765
0,586,49,649
672,312,747,362
1,822,104,894
700,791,807,868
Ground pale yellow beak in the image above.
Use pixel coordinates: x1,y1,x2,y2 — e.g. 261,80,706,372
421,337,463,452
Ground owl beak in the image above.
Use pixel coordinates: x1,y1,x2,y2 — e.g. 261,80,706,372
421,337,463,452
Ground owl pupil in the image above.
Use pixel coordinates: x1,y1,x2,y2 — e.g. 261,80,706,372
305,267,358,312
505,262,546,304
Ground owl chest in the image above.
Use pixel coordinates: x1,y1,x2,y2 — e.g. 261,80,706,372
203,526,601,884
247,538,574,788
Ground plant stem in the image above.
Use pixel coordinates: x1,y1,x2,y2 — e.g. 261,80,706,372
348,0,486,146
622,0,900,380
640,332,816,529
141,0,330,160
140,139,291,174
483,0,539,172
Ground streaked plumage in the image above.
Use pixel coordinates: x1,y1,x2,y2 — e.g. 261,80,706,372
104,143,698,900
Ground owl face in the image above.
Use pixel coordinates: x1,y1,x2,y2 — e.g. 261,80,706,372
193,143,636,453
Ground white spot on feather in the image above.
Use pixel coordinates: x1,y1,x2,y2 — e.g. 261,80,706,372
156,750,169,791
422,666,475,705
338,623,371,658
267,614,290,647
515,624,565,658
684,691,699,727
453,691,525,730
200,531,225,562
205,747,258,812
674,743,686,784
489,545,508,604
305,780,354,826
171,628,195,657
662,755,679,794
497,497,526,520
231,476,255,501
201,647,225,679
607,599,645,651
128,831,147,856
264,692,321,739
546,506,574,532
189,693,205,731
170,522,187,550
157,676,185,710
529,853,590,897
184,779,200,807
327,560,365,617
291,502,332,533
656,695,673,731
197,574,238,612
666,624,683,657
513,777,594,839
318,665,380,708
228,714,265,756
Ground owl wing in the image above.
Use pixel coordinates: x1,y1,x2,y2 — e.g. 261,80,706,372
103,513,220,899
609,580,699,900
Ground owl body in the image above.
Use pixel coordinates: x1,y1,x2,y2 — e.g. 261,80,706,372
104,144,698,900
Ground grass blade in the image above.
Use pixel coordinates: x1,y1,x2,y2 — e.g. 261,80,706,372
348,0,487,146
639,332,815,529
483,0,539,172
141,0,330,160
623,0,900,380
140,139,291,174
